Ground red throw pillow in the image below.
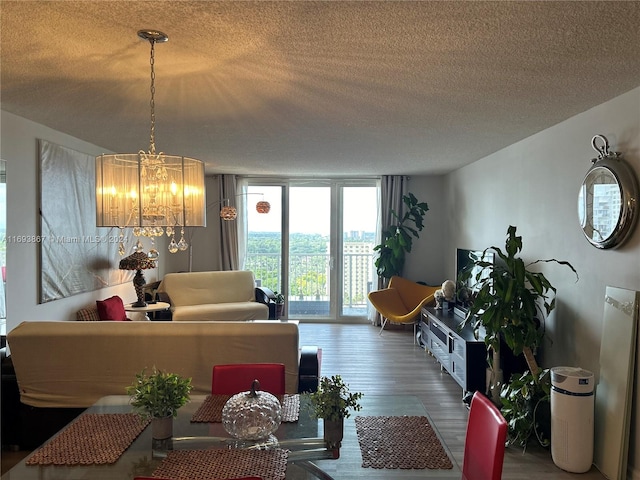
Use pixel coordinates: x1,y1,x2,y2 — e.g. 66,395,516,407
96,296,128,321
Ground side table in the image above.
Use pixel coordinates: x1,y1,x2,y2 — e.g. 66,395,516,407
124,301,171,321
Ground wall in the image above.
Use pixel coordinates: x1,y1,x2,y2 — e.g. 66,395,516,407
0,111,157,332
162,176,222,274
402,175,448,287
438,87,640,477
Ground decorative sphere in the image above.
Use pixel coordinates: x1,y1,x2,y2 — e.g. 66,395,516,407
222,380,282,440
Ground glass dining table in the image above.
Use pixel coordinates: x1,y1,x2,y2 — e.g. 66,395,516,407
2,394,461,480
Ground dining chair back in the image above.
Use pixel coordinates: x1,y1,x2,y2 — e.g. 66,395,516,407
462,391,508,480
212,363,286,396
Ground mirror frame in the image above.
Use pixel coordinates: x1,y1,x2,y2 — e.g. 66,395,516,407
578,153,639,249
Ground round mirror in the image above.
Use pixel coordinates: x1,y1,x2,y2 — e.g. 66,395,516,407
578,136,639,249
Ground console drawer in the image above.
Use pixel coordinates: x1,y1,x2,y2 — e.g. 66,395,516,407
428,332,450,368
450,335,465,358
430,319,448,344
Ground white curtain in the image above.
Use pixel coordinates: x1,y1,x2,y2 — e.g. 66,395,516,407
369,175,408,324
237,178,249,270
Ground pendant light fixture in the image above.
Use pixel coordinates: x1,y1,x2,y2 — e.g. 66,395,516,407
96,30,206,256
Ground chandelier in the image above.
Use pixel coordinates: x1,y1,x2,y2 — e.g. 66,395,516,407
95,30,206,255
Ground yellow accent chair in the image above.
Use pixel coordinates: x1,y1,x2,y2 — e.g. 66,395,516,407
368,276,439,342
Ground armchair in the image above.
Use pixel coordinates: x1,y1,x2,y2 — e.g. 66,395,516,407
368,276,438,342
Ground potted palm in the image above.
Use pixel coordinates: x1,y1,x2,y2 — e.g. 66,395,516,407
309,375,363,451
373,193,429,281
126,367,192,440
461,225,577,446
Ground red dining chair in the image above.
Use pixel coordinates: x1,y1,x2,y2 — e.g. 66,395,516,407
462,391,508,480
211,363,286,396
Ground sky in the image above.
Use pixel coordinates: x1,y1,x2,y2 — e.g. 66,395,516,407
246,185,377,235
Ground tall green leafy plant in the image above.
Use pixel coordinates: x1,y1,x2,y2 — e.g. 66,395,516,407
462,225,577,377
373,193,429,280
461,225,577,446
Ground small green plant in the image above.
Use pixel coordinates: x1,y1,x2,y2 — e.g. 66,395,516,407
126,368,192,419
273,291,285,304
500,369,551,450
373,193,429,280
309,375,363,422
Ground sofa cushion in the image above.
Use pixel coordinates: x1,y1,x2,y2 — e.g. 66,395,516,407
96,296,128,321
76,307,101,322
172,302,268,321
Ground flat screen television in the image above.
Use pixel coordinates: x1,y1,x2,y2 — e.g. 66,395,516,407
454,248,495,318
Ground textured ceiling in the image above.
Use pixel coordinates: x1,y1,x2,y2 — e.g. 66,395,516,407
2,1,639,176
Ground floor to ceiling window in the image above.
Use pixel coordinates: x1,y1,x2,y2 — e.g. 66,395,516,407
244,179,378,322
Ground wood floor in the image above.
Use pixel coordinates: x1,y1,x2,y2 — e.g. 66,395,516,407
2,322,607,479
297,322,605,480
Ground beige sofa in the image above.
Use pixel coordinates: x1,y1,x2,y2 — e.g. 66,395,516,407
158,270,271,321
6,319,319,448
8,320,309,408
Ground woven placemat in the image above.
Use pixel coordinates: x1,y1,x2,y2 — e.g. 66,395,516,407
152,448,288,480
26,413,149,465
355,415,453,470
191,394,300,422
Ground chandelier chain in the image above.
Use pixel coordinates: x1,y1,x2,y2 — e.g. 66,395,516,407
149,38,157,155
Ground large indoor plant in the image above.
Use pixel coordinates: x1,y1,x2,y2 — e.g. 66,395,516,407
373,193,429,280
461,225,577,446
126,367,192,439
309,375,363,450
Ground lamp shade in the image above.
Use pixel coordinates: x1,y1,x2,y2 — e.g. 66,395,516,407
256,200,271,214
119,251,157,271
119,251,156,307
96,153,206,229
220,205,238,221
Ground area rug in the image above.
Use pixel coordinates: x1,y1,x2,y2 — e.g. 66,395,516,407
25,413,149,465
191,394,300,423
355,415,453,469
152,448,288,480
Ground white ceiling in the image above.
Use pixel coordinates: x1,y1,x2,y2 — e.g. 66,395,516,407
2,1,639,177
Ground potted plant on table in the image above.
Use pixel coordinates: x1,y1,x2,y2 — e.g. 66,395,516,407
373,193,429,282
309,375,363,451
460,225,578,448
273,291,285,319
126,367,192,440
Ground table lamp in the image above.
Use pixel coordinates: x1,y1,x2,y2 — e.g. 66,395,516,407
119,251,157,307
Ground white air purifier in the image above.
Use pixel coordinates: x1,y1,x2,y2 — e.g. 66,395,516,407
551,366,595,473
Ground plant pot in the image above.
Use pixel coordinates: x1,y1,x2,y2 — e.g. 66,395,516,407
275,303,285,320
152,416,173,440
323,417,344,450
